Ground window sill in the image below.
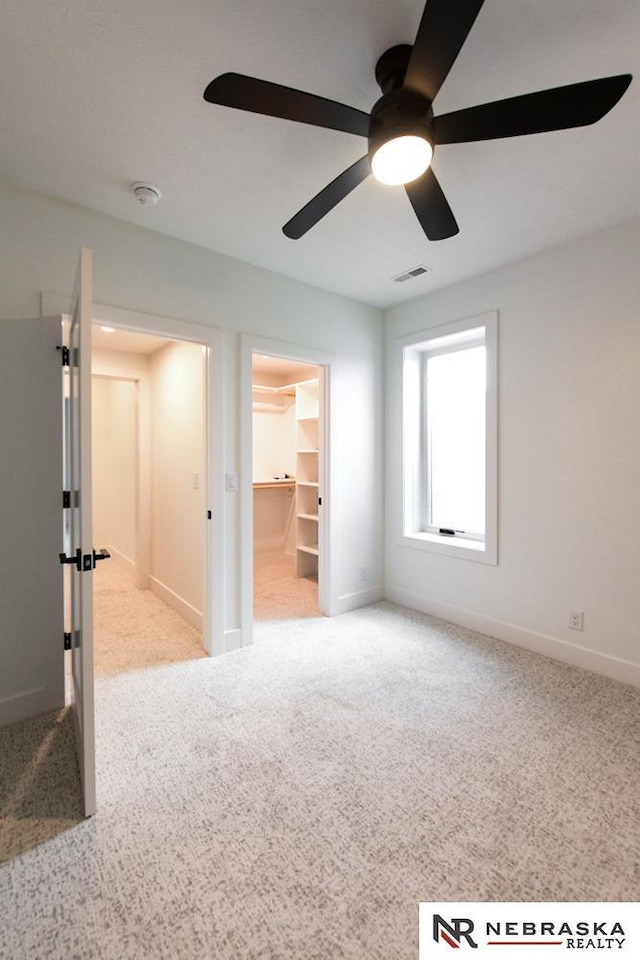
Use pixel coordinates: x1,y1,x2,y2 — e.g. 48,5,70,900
400,531,497,565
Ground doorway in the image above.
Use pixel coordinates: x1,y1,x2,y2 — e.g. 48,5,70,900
240,334,335,645
252,354,321,621
91,325,209,672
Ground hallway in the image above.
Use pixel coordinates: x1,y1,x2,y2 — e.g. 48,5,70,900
94,561,205,676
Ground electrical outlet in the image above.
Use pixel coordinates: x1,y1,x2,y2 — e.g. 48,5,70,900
359,565,368,583
569,609,584,631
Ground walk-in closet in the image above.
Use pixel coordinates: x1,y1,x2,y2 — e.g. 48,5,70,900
252,354,322,621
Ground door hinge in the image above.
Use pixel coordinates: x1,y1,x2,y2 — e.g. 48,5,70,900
207,510,212,520
57,345,78,366
318,496,322,506
62,490,78,509
64,630,80,651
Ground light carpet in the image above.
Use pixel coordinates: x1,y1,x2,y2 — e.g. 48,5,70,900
94,560,206,676
253,552,320,621
1,595,639,959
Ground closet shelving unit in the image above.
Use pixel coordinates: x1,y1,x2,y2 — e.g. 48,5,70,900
294,379,320,580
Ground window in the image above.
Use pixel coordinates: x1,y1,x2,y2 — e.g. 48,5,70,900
401,312,497,564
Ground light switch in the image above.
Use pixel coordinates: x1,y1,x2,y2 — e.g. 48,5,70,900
192,471,199,490
225,472,238,492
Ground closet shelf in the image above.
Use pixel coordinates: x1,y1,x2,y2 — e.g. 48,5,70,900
297,545,319,557
295,378,320,581
253,480,295,489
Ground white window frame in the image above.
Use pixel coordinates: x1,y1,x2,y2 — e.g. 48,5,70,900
400,311,498,565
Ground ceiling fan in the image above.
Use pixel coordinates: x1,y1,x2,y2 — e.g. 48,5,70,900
203,0,631,242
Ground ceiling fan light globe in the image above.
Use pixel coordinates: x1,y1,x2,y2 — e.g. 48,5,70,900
371,135,433,185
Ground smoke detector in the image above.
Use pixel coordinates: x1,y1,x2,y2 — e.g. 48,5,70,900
130,182,161,206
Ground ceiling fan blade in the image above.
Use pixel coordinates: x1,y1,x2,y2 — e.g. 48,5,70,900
405,167,459,241
403,0,486,105
203,73,370,137
433,74,632,144
283,156,370,239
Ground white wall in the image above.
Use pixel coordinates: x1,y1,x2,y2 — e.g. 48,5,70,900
253,487,296,556
385,216,640,687
91,349,151,589
92,377,112,548
252,396,295,482
252,392,296,556
0,176,386,657
109,379,137,562
150,341,205,618
92,376,137,566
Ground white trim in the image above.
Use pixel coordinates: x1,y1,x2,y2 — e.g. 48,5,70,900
106,544,135,575
399,310,498,566
240,334,336,646
42,294,225,657
224,629,243,653
149,576,202,631
332,585,385,615
386,585,640,690
399,530,490,562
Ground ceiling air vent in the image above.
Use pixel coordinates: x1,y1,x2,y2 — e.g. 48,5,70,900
391,264,432,283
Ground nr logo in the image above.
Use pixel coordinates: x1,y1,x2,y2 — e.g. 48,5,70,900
433,914,478,949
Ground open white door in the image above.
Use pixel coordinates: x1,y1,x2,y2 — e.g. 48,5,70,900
0,318,64,728
61,247,97,816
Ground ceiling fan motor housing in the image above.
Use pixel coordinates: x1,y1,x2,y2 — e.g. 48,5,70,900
369,44,434,161
375,44,413,94
368,91,434,162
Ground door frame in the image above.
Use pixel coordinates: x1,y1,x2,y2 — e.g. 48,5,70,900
240,334,337,646
42,295,225,657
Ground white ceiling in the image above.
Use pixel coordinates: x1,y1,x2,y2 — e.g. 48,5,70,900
252,354,319,382
2,0,639,308
91,325,172,354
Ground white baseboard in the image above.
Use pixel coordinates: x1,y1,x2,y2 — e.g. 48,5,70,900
107,545,134,574
332,585,385,616
386,586,640,690
224,628,243,653
149,576,202,631
0,686,64,728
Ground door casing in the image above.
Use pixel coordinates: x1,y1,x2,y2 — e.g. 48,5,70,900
42,296,225,657
240,333,337,647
